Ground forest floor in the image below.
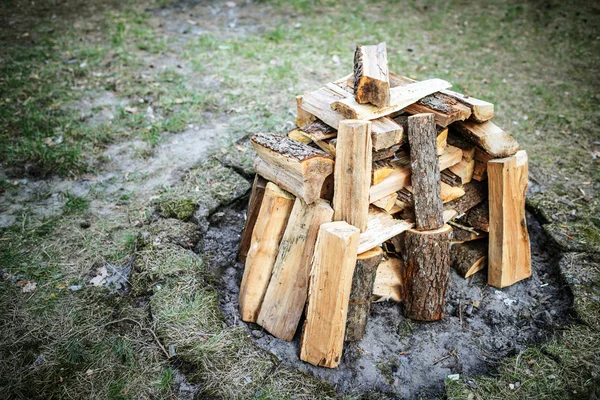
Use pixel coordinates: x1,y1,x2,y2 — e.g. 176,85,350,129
1,0,599,399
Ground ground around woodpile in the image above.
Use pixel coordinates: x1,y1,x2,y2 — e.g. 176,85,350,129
1,0,599,399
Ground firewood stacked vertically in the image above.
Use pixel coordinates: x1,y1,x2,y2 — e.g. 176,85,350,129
238,42,532,369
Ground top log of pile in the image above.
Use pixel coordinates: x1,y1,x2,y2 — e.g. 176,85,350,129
238,41,532,369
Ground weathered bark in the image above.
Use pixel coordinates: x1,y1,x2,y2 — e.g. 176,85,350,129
403,224,452,321
451,239,487,278
238,174,268,263
345,247,384,342
444,180,487,215
465,201,489,232
408,113,444,231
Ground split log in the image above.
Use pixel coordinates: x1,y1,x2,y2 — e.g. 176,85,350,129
448,159,475,184
239,183,295,322
331,79,452,121
354,42,390,108
371,126,403,151
465,201,489,232
372,193,397,212
300,84,403,137
487,150,532,288
472,148,493,181
372,256,405,303
399,182,465,206
372,160,395,185
358,207,414,254
437,126,449,155
300,221,360,368
403,224,452,321
451,239,487,278
440,170,464,187
452,120,520,158
441,89,494,122
447,132,476,161
333,120,372,232
288,128,312,144
299,119,337,142
345,247,384,342
238,174,268,263
451,222,487,243
296,95,316,127
388,74,471,126
373,143,402,161
408,113,444,231
257,199,334,341
313,138,336,156
444,180,487,215
251,133,334,204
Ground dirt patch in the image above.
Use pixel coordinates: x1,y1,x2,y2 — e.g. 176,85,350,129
198,200,573,399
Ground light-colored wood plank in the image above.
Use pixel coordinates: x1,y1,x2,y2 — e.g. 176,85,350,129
300,221,360,368
487,150,531,288
257,199,334,341
333,120,372,232
357,207,414,253
296,95,316,127
239,183,295,322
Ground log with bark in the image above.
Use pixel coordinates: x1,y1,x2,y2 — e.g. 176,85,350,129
465,201,489,232
451,239,487,278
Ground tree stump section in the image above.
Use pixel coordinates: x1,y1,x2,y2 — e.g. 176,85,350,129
407,113,444,231
403,225,452,321
345,247,384,342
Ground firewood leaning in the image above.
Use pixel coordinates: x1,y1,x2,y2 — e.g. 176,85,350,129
354,42,390,108
345,247,384,342
487,150,532,288
300,221,360,368
239,183,295,322
333,120,372,232
238,174,268,264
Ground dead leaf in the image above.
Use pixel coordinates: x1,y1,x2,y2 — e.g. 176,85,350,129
22,281,37,293
89,265,109,286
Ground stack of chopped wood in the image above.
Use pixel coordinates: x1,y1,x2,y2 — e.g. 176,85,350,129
237,42,532,369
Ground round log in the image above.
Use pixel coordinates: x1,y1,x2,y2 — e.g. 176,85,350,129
345,247,383,342
403,224,452,321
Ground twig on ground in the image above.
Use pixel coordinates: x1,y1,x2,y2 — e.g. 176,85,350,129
104,317,170,359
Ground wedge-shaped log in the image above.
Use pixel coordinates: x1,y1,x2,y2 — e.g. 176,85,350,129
354,42,390,108
403,224,452,321
333,120,372,232
300,84,403,138
239,183,295,322
331,79,452,121
345,247,384,342
251,133,334,204
452,120,519,158
408,113,445,231
373,256,405,303
441,89,494,122
257,199,334,341
300,221,360,368
437,126,449,155
238,175,268,263
487,150,532,288
451,239,487,278
358,207,414,253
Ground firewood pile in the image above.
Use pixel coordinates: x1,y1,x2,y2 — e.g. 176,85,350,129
237,43,532,369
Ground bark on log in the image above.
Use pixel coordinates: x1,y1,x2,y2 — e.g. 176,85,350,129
403,224,452,321
444,180,487,215
238,174,268,263
451,239,487,278
345,247,384,342
465,201,489,232
408,113,444,231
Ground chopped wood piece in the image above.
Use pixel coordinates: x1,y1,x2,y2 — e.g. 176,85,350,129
372,160,395,185
313,139,336,156
487,150,532,288
372,193,397,212
449,159,475,184
345,247,384,341
440,182,466,202
372,256,405,303
372,125,403,151
333,120,372,232
239,183,295,322
373,143,402,161
296,95,316,127
439,145,463,169
388,74,472,126
441,89,494,122
252,133,334,204
238,175,268,263
472,148,493,181
447,132,476,161
451,223,487,243
451,239,487,278
437,126,449,155
288,129,312,144
358,207,414,254
300,221,360,368
354,43,390,108
300,119,337,141
444,180,487,215
440,169,464,187
403,224,452,321
465,201,489,232
257,199,334,341
300,84,403,137
331,79,452,120
452,120,520,158
408,113,444,231
399,204,459,224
